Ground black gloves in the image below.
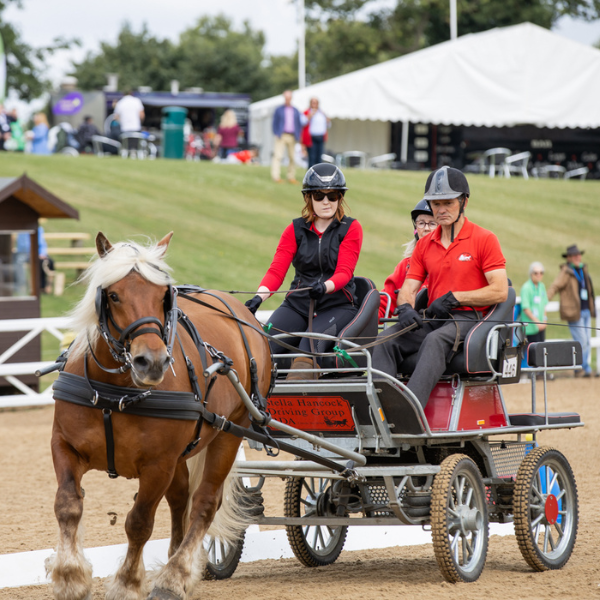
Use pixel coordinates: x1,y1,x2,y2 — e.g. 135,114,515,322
426,291,460,319
245,295,263,315
309,282,327,300
393,303,423,330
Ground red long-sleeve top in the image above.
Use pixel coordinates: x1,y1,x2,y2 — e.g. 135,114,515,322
260,220,363,293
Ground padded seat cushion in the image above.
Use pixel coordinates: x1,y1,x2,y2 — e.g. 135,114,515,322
508,412,581,426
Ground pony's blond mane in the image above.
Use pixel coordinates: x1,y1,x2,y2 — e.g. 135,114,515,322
68,238,175,359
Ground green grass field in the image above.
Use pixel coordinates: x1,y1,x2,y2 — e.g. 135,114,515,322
2,153,598,353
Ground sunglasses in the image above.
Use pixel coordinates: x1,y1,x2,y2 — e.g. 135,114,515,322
312,191,343,202
532,271,544,275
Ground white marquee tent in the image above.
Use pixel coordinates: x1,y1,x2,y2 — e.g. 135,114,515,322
250,22,600,165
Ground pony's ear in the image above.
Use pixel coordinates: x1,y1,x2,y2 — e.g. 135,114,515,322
96,232,113,258
157,232,174,256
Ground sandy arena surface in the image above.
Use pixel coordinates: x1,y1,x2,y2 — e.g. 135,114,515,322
1,375,599,599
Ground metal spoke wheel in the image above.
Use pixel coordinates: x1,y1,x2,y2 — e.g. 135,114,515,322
431,454,489,583
203,531,245,580
284,476,348,567
514,446,578,571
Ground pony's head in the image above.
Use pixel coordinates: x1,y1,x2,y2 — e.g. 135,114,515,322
69,232,176,387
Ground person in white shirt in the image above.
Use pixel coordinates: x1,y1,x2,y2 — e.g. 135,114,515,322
114,91,145,133
306,97,330,168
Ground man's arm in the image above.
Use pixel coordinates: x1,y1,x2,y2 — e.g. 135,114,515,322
453,269,508,306
397,278,422,308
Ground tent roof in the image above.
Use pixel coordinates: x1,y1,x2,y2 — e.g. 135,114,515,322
250,23,600,129
0,175,79,219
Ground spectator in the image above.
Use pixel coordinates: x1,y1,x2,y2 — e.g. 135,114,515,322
28,113,51,155
0,104,13,151
7,109,25,151
547,245,597,377
77,115,100,152
305,97,330,168
520,262,548,345
215,109,242,159
379,200,437,321
271,90,306,184
16,225,54,294
114,90,144,153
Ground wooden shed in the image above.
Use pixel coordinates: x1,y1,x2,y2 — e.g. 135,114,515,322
0,174,79,392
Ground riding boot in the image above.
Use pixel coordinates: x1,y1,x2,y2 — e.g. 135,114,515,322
286,357,315,381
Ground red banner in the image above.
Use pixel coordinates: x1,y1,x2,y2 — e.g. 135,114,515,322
267,395,355,432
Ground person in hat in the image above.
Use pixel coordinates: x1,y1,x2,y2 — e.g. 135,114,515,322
547,245,596,377
245,163,363,380
372,166,507,408
378,199,437,321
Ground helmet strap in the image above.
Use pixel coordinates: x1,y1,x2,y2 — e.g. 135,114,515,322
450,196,466,243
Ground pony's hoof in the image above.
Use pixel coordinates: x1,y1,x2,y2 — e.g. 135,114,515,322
146,587,182,600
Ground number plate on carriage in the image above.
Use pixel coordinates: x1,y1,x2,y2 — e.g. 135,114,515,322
267,395,355,432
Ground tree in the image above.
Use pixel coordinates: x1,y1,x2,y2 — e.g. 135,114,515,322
0,0,76,100
303,0,600,83
72,23,175,92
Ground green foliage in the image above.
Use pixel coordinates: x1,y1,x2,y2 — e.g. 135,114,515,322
0,0,78,100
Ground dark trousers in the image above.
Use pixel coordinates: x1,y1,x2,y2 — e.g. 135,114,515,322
308,135,325,168
372,311,480,408
267,303,357,366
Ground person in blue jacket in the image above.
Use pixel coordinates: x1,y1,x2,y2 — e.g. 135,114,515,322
271,90,306,184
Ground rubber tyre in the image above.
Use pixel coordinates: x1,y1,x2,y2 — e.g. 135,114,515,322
284,477,348,567
431,454,489,583
203,531,245,580
513,446,578,571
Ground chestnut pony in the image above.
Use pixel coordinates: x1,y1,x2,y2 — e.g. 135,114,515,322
46,232,271,600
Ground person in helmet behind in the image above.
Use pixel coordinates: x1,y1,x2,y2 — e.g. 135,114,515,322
378,199,437,321
245,163,363,380
373,166,508,408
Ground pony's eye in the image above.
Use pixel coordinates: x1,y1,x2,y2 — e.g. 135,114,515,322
108,292,119,302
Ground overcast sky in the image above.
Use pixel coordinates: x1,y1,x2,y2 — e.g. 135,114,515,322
5,0,600,87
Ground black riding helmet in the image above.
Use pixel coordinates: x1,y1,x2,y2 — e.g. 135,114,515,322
302,163,348,194
410,199,434,242
422,166,470,242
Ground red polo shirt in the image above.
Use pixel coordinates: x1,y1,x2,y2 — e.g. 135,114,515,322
407,218,506,313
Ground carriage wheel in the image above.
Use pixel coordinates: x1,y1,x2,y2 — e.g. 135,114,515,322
513,446,578,571
284,476,348,567
203,531,245,580
431,454,489,583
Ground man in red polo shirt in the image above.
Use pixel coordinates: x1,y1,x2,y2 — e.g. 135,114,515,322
373,166,507,408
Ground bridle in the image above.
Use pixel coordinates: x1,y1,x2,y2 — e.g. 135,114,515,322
91,284,179,374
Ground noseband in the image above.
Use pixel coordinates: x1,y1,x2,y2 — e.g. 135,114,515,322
92,285,179,374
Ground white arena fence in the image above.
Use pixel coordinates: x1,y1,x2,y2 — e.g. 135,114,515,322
1,299,599,410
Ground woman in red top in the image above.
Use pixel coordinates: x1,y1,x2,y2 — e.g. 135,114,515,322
245,163,363,379
379,199,437,320
214,109,241,159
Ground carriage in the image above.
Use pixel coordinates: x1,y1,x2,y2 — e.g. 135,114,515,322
206,277,583,584
44,236,582,599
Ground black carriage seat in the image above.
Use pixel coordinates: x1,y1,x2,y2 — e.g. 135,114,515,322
321,276,380,370
399,285,517,377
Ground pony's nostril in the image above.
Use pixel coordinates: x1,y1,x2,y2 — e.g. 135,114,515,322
133,355,149,372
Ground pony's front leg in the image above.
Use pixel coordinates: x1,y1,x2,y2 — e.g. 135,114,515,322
166,461,190,558
105,467,173,600
148,435,241,600
46,438,92,600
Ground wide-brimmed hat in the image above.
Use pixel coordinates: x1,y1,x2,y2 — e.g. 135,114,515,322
562,244,585,258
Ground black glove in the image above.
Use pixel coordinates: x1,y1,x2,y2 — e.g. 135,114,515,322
426,291,460,320
309,282,327,300
245,295,263,315
393,303,423,330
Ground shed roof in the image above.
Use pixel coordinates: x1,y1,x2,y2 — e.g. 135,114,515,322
0,174,79,219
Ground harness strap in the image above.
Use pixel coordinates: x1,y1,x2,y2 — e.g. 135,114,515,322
102,409,119,479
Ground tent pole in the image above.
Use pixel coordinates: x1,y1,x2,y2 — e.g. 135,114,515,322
298,0,306,88
450,0,457,40
401,120,409,163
